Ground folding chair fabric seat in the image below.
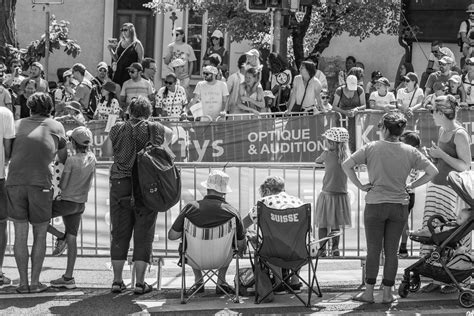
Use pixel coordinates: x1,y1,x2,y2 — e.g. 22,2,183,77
254,201,317,306
180,217,239,303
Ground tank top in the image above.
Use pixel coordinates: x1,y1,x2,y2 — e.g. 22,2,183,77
336,86,363,110
432,127,464,186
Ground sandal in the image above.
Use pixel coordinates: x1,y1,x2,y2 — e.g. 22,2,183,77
440,285,458,294
111,281,126,293
15,284,29,294
134,282,153,295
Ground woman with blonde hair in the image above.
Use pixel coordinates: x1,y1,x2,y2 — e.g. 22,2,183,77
237,67,266,115
108,23,144,87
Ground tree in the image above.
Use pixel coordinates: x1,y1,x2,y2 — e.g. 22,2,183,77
145,0,400,67
0,0,17,59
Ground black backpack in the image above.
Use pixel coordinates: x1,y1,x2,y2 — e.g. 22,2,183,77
133,123,181,212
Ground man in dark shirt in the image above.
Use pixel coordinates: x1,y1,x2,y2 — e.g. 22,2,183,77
168,170,245,294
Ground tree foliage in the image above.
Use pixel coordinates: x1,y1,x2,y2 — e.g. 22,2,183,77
144,0,400,66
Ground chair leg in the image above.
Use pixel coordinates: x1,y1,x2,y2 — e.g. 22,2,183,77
180,254,186,304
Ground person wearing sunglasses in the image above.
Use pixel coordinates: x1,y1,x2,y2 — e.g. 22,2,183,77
396,72,424,114
119,63,154,113
343,111,437,304
461,57,474,106
420,41,457,89
188,66,229,120
418,95,472,294
319,89,332,112
425,56,459,97
155,73,187,118
108,23,144,87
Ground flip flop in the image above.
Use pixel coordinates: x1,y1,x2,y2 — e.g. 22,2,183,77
351,293,374,304
15,285,29,294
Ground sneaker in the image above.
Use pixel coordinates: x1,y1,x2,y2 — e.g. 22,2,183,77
50,275,76,289
134,282,153,295
52,237,67,256
288,282,302,294
0,273,11,286
398,250,408,259
216,283,235,295
111,281,126,293
332,249,340,257
187,283,205,295
273,283,286,295
29,283,49,293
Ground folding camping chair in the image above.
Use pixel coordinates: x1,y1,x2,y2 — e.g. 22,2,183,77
180,217,240,304
253,201,338,307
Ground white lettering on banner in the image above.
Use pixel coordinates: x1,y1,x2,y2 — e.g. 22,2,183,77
212,140,224,157
361,124,374,144
193,140,209,161
248,141,318,155
270,213,299,223
192,139,224,161
247,129,311,143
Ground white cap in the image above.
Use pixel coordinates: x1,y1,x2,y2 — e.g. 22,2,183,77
211,30,224,38
346,75,358,91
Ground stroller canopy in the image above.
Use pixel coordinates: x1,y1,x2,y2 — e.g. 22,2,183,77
448,170,474,208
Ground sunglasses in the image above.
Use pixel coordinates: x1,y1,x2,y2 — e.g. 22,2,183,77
321,96,328,100
164,81,175,85
203,72,213,76
404,79,411,83
121,28,129,32
98,68,107,72
128,70,137,74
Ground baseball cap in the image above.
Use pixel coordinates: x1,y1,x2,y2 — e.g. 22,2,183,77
403,72,419,84
246,49,260,58
65,100,82,113
203,65,218,75
127,62,143,72
467,3,474,12
439,56,453,65
31,62,44,71
376,77,390,87
322,127,349,143
70,126,93,146
97,61,108,70
448,74,462,84
211,30,224,38
346,75,358,91
201,170,232,193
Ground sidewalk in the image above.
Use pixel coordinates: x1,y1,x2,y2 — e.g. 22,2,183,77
0,256,469,315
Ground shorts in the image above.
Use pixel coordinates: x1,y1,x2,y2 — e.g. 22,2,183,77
6,185,53,225
0,179,7,222
52,200,85,236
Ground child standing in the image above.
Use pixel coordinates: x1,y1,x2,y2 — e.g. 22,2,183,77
47,126,96,289
398,130,421,258
315,127,351,256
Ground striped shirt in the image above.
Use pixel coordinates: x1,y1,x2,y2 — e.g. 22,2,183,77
120,78,154,105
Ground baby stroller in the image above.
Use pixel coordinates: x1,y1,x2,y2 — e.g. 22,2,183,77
398,170,474,308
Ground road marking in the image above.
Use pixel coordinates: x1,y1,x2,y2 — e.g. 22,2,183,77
0,290,84,299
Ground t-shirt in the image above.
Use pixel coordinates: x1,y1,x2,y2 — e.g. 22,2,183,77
156,85,187,117
462,73,474,104
6,116,66,187
120,78,154,105
166,42,197,79
369,91,396,109
20,77,49,94
74,79,92,110
315,70,328,90
193,80,229,120
426,71,458,92
172,195,245,240
317,150,347,193
459,19,474,48
396,87,424,108
349,140,432,205
0,87,12,111
60,152,96,203
0,107,15,179
428,47,456,70
292,75,322,110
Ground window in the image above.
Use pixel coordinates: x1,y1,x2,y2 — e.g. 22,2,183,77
187,9,203,77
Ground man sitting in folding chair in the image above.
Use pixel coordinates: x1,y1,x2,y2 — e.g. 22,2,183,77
243,176,305,295
168,170,246,298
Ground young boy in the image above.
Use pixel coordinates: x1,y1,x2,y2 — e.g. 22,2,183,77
48,126,96,289
398,130,421,258
369,77,396,111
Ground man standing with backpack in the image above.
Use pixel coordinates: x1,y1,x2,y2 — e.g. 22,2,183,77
103,96,174,295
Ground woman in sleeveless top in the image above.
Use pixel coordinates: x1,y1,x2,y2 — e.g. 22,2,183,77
420,94,472,294
332,75,366,152
237,67,266,116
108,23,144,87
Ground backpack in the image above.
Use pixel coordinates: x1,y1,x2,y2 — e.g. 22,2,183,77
458,19,472,52
134,123,181,212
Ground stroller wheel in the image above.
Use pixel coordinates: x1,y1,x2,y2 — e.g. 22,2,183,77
409,273,420,293
459,290,473,308
398,282,409,298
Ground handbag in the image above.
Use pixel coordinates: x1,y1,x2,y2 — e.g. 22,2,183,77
292,80,310,112
235,241,256,296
